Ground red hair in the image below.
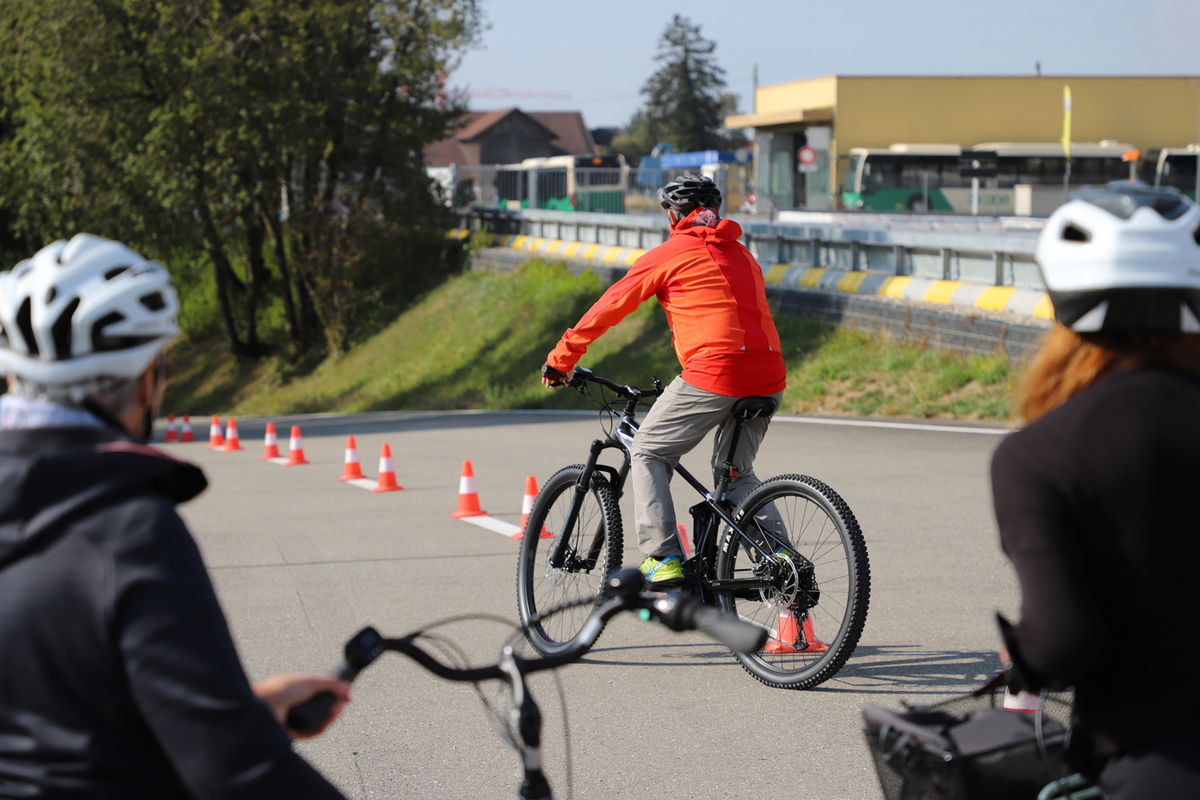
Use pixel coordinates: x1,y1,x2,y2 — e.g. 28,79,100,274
1018,325,1200,423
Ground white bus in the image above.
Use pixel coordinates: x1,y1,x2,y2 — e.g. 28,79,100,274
495,155,626,213
1153,145,1199,201
843,141,1135,214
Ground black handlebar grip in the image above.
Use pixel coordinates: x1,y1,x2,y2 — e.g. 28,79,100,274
652,594,768,654
285,627,385,734
286,690,339,733
689,604,769,654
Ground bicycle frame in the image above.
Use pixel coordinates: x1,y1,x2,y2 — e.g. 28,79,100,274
547,393,781,584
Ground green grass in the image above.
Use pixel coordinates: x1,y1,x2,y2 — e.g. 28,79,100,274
775,317,1014,419
165,259,1017,420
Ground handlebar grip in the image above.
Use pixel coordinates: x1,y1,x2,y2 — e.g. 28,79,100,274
688,604,770,654
286,690,338,733
285,627,385,734
651,594,769,654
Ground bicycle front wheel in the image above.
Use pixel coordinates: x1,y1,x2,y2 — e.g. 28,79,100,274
715,474,870,690
516,465,623,655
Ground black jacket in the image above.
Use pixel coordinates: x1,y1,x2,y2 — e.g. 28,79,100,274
991,363,1200,759
0,426,345,799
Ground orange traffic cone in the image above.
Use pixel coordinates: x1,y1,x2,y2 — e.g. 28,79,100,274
207,416,224,449
285,425,309,466
764,609,828,654
677,522,692,559
221,418,244,451
259,422,280,460
165,414,178,442
516,476,551,540
181,414,194,442
449,460,487,518
371,443,403,492
340,436,364,481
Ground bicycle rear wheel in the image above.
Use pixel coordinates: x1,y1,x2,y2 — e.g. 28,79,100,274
715,474,870,690
516,465,623,655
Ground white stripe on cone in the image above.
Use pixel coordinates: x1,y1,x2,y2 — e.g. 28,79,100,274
521,492,535,515
346,447,359,464
290,434,301,449
264,430,277,446
460,475,477,494
1004,689,1041,713
379,454,394,474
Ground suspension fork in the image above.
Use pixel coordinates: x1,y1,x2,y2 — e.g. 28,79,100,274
549,439,628,571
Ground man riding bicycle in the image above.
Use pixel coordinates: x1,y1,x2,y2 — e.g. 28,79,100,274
0,235,348,798
542,175,787,587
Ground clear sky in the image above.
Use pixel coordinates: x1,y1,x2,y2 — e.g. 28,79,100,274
451,0,1200,129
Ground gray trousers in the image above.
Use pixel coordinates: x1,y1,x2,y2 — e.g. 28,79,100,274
630,377,783,558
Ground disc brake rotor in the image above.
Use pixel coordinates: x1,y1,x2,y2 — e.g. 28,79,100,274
757,553,800,609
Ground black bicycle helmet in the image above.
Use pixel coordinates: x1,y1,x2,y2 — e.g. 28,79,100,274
659,174,722,214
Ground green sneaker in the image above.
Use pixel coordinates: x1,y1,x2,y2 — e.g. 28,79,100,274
639,555,684,586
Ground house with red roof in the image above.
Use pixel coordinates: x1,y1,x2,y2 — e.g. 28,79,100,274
425,107,597,167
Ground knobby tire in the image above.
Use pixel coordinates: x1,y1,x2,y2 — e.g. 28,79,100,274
714,474,870,690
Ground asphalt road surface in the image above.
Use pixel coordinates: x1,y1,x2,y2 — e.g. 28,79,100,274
167,410,1018,799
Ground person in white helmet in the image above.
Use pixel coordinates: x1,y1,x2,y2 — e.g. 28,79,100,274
991,183,1200,799
0,235,349,798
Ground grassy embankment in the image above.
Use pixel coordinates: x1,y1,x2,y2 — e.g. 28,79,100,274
165,260,1021,420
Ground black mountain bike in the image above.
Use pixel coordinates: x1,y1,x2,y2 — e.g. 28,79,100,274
516,367,871,690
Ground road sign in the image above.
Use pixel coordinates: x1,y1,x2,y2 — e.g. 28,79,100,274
798,146,817,165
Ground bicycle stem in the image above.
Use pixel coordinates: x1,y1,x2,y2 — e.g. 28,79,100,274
500,649,552,800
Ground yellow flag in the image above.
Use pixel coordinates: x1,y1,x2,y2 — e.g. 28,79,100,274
1061,85,1072,160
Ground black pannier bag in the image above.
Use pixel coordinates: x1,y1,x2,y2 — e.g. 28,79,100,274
862,679,1077,800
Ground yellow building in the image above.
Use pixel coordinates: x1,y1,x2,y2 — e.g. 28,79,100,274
725,75,1200,210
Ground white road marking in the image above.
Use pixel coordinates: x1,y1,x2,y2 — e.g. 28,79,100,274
343,478,378,491
773,416,1010,436
459,515,521,538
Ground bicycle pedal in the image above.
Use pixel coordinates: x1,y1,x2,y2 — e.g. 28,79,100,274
645,577,686,590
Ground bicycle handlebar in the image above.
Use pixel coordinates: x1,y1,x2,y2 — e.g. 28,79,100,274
285,569,766,732
541,364,662,400
569,366,663,400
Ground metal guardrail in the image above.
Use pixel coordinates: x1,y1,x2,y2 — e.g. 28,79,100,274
456,207,1047,291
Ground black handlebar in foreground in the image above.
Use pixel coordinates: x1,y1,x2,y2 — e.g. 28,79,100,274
285,569,766,733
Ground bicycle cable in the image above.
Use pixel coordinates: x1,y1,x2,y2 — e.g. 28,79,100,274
397,608,592,799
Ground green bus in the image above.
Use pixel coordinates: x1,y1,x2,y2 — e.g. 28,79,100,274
496,155,626,213
1153,146,1199,201
843,141,1134,214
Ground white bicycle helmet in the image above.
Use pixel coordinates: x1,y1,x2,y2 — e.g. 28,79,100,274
1036,182,1200,333
0,234,180,384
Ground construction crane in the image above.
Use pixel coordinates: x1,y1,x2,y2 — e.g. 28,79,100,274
464,89,571,99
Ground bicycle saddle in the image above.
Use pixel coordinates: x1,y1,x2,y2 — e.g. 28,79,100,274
731,396,778,420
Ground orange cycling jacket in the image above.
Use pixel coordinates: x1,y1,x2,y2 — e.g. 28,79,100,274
546,210,786,397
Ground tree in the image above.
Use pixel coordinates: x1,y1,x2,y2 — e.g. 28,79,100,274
0,0,482,356
632,15,746,156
